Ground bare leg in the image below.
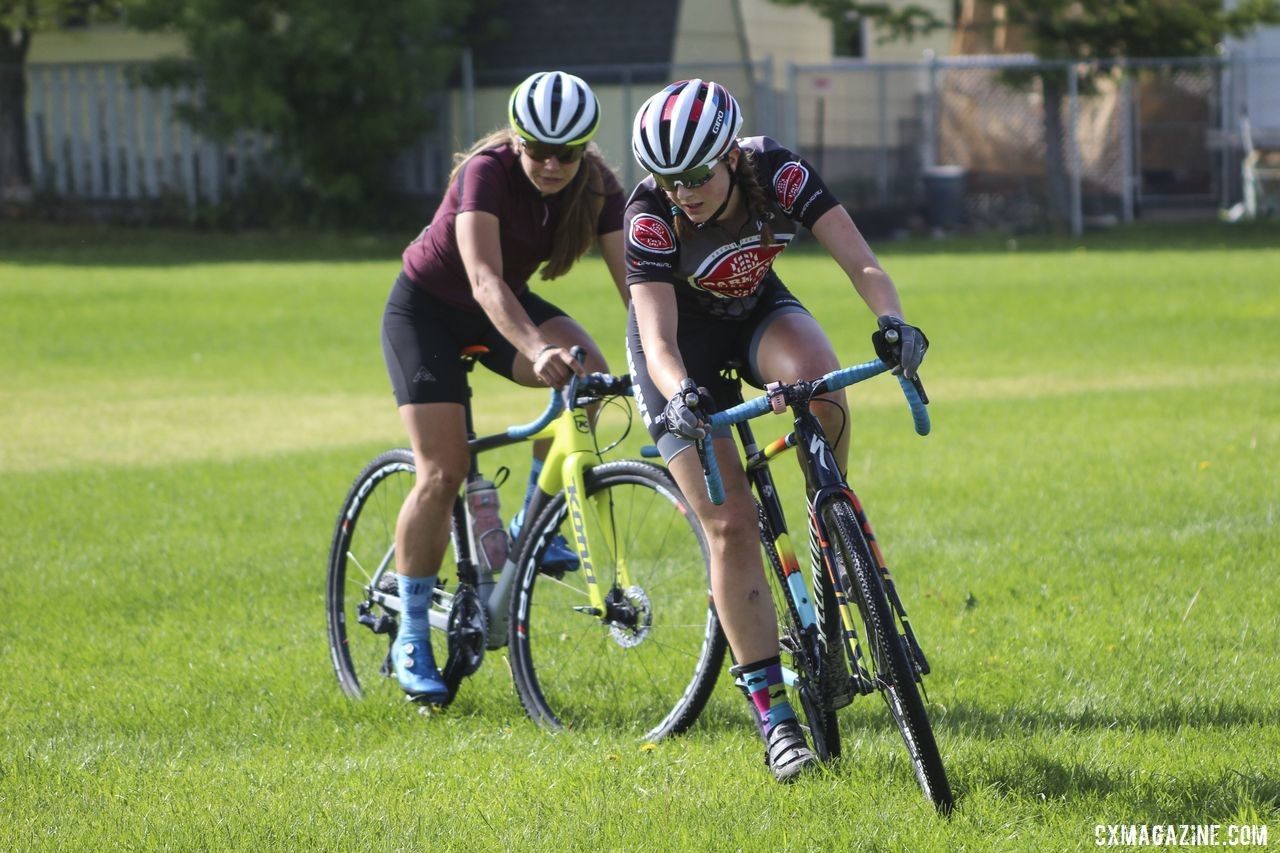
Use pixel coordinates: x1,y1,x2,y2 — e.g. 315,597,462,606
665,438,779,665
395,402,469,578
753,312,848,472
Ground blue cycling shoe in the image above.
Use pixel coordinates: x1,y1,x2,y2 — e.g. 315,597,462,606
540,534,580,573
390,632,449,704
510,509,580,574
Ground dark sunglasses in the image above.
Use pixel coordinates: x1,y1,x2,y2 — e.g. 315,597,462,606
650,159,722,192
521,139,587,163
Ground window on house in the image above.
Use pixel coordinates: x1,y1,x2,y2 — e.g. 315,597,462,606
833,13,866,59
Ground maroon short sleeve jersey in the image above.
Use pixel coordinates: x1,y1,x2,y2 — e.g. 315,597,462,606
623,136,838,319
402,144,624,311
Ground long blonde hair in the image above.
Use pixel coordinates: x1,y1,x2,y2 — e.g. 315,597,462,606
448,128,612,280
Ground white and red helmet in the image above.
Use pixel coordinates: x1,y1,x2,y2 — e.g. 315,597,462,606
509,71,601,146
632,79,744,175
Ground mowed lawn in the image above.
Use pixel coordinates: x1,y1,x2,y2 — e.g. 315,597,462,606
1,221,1277,849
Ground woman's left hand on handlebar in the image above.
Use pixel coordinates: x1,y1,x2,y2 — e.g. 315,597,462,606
874,316,929,380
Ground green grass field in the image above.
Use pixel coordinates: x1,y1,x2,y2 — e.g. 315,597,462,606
2,220,1277,849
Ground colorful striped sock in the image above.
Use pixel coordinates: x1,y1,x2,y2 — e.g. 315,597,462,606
738,656,796,736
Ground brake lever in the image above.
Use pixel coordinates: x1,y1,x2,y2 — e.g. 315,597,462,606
882,327,929,405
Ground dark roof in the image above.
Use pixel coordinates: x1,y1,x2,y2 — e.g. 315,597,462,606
468,0,679,85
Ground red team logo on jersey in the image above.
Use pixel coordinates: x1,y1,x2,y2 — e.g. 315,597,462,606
694,244,787,298
629,214,676,253
774,162,809,212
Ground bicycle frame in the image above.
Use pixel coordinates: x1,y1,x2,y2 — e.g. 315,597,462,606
360,373,631,653
482,391,632,642
726,368,931,693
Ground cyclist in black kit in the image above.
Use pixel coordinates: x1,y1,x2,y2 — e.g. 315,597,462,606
624,79,929,781
381,71,627,703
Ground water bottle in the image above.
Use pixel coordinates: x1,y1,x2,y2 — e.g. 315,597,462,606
466,476,509,575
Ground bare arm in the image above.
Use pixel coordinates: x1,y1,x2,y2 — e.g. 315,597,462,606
810,204,905,320
598,229,630,307
456,209,579,384
630,281,687,399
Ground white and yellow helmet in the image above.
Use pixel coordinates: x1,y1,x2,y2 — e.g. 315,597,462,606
509,71,601,146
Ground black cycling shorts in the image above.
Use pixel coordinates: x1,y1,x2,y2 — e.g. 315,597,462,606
626,274,809,462
382,272,568,406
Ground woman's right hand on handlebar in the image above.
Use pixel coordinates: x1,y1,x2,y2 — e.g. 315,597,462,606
531,343,586,388
664,378,713,440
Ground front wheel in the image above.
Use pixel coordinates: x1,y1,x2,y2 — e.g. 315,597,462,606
823,499,953,814
509,460,725,739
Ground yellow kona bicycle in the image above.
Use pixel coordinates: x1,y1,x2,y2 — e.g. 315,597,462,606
326,348,726,738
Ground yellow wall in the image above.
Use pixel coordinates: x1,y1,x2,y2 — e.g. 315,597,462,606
867,0,953,62
739,0,832,68
672,0,744,67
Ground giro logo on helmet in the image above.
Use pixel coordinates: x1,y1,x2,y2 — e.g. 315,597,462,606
773,162,809,213
629,214,676,253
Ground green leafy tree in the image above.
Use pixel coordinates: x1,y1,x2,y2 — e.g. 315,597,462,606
772,0,1280,227
125,0,492,224
1,1,122,196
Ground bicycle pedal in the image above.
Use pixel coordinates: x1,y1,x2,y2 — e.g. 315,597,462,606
406,691,450,710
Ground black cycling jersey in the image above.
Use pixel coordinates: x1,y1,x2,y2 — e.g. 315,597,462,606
623,136,839,320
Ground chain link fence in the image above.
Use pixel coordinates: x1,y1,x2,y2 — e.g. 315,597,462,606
786,54,1280,235
8,52,1279,232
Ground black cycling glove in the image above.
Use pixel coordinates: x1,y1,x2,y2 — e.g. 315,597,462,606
664,379,713,440
873,315,929,379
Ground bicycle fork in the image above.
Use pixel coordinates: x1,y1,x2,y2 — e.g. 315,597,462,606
835,487,932,678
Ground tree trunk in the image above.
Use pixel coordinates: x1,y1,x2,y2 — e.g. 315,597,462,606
1040,74,1070,233
0,27,34,197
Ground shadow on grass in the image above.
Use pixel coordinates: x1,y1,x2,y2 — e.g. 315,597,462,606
798,218,1280,257
3,219,1279,268
970,754,1279,821
1,223,408,267
688,694,1279,816
941,700,1280,738
943,701,1280,816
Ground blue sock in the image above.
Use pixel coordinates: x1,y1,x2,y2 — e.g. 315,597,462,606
524,456,544,510
397,574,435,637
513,457,544,535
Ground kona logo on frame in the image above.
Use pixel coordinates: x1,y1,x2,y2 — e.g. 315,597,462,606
565,484,595,581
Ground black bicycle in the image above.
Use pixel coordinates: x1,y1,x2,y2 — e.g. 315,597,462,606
693,353,952,813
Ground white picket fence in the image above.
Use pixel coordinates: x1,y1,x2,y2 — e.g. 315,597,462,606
22,62,446,211
25,63,262,207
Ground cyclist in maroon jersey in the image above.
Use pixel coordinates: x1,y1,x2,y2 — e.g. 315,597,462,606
624,79,929,780
381,71,628,703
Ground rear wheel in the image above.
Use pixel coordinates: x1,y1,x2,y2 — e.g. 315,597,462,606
509,460,725,739
326,449,464,701
822,499,953,814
